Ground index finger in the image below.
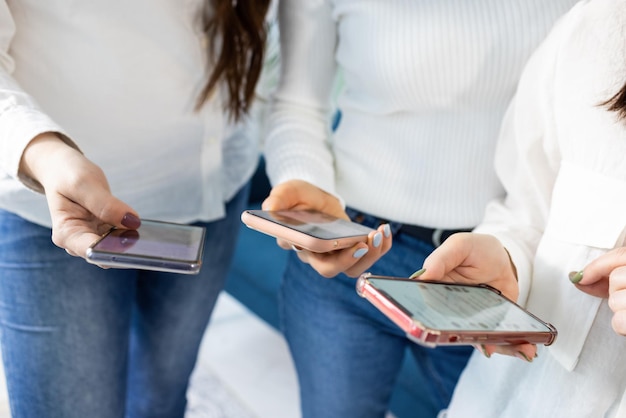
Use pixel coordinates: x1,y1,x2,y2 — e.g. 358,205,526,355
577,247,626,287
421,233,475,280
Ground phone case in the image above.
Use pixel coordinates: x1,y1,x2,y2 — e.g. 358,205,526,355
241,210,373,253
356,273,557,347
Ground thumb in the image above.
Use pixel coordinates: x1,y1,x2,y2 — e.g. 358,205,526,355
104,197,142,230
72,181,141,230
261,193,292,211
261,182,303,211
89,192,141,230
49,189,141,258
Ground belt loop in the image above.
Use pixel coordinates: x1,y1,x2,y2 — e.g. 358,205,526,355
432,229,444,247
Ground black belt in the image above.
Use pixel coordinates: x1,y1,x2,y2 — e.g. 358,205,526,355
399,224,472,247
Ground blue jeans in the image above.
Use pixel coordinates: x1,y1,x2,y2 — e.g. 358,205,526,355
279,208,472,418
0,186,248,418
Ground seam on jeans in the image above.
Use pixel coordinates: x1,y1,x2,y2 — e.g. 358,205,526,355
1,321,57,332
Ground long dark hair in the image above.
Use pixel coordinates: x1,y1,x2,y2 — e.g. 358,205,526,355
198,0,271,121
603,81,626,120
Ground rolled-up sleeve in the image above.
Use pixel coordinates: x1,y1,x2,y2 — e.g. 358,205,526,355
0,1,73,192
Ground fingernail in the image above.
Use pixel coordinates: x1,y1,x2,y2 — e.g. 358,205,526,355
353,248,368,258
569,270,584,284
373,232,382,248
409,268,426,279
291,245,303,253
516,351,533,363
478,344,491,358
121,213,141,229
383,224,391,238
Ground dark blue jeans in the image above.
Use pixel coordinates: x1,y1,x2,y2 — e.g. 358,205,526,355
279,208,472,418
0,186,248,418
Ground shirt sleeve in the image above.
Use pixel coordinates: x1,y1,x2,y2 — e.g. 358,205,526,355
0,2,76,192
473,19,566,306
263,0,340,200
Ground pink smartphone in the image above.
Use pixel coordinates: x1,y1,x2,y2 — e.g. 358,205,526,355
356,273,557,347
240,209,374,253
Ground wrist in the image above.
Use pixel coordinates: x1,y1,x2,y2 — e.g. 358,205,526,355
19,132,80,191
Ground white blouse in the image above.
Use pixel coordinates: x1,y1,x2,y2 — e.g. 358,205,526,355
0,0,264,227
446,0,626,416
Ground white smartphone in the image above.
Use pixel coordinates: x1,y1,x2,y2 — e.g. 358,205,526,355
86,219,206,274
240,209,375,253
356,273,557,347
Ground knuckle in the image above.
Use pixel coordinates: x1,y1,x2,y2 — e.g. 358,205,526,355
612,311,626,336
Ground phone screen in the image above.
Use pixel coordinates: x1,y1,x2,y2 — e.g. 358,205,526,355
87,220,205,273
368,277,552,333
246,210,373,239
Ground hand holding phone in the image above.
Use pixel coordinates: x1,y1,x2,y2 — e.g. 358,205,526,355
241,209,374,253
356,274,557,347
86,219,206,274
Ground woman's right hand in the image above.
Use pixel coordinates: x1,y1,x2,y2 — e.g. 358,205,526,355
421,233,519,301
19,132,140,258
262,180,392,278
420,233,536,361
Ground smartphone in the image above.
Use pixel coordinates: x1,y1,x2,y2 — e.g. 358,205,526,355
86,219,206,274
356,273,557,347
240,209,375,253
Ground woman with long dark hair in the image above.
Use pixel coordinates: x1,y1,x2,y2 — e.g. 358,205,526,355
0,1,269,416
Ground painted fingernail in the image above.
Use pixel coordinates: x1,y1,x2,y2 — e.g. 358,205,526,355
121,213,141,229
478,344,491,358
353,248,368,258
373,232,382,248
383,224,391,238
409,268,426,279
516,351,533,363
569,270,584,284
291,245,303,253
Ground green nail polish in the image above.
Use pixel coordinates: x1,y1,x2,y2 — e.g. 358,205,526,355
516,351,533,362
409,268,426,279
479,344,491,358
569,270,583,284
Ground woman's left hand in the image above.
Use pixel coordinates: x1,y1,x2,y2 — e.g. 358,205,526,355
572,247,626,335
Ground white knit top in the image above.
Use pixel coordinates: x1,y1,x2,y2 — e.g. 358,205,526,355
264,0,580,229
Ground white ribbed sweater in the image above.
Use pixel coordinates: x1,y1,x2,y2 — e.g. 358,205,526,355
264,0,580,229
